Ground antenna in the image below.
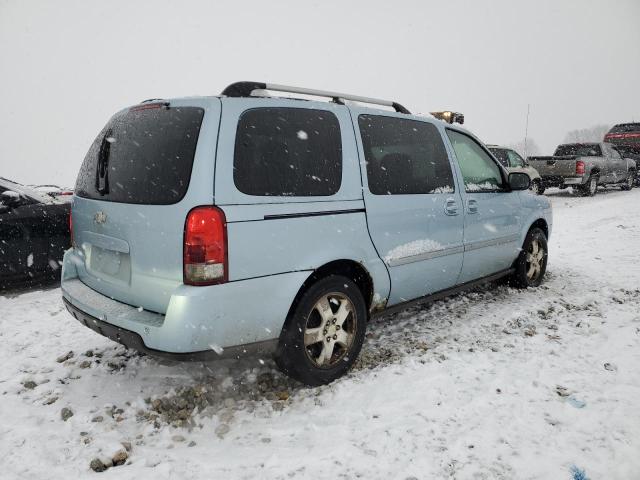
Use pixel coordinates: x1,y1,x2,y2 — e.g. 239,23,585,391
524,104,530,158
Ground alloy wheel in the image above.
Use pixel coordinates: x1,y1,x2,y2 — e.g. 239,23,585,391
303,293,356,368
526,239,545,282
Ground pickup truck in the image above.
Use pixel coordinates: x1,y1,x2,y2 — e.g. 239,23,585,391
528,142,636,196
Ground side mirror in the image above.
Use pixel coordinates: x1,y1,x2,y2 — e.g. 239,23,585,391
0,190,22,208
508,172,531,191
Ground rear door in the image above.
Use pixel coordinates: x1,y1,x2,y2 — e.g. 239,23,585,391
71,98,220,313
354,111,464,305
445,129,522,283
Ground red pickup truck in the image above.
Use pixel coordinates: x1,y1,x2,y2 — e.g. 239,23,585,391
604,123,640,185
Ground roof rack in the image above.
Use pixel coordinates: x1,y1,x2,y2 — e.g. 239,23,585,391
221,81,411,114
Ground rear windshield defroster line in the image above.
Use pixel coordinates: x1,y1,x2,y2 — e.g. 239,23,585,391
75,106,205,205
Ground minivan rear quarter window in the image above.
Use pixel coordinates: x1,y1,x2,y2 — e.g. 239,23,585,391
358,115,454,195
75,105,204,205
233,107,342,196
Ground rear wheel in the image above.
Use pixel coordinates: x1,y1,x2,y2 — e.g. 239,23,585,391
530,179,544,195
621,172,634,191
275,275,367,386
509,228,548,288
579,175,598,197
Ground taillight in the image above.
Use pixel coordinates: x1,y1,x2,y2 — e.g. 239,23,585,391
576,160,585,175
183,206,227,286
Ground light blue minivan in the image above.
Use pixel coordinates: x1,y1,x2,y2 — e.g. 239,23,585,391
61,82,552,385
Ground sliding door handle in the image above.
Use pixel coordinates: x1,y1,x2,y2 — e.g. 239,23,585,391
444,198,459,216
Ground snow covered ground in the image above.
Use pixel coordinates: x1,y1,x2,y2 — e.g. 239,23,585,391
2,187,639,479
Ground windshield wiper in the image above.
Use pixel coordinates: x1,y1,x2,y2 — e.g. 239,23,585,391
95,129,112,195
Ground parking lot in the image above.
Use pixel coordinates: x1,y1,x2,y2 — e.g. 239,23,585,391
1,187,639,479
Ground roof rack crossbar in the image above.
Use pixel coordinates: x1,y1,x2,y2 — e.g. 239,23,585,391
221,81,411,114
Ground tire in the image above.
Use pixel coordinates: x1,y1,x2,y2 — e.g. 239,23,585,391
274,275,367,386
621,172,634,191
509,228,548,289
530,179,544,195
578,175,598,197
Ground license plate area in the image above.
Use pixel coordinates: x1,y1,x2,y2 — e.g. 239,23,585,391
87,245,132,284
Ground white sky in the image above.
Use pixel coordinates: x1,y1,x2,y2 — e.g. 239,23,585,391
1,0,639,186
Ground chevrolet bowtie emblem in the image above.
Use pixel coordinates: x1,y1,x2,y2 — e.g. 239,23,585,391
94,211,107,224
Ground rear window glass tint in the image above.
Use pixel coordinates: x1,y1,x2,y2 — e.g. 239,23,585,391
233,108,342,196
609,123,640,134
358,115,454,195
554,144,602,156
75,106,204,205
489,148,509,167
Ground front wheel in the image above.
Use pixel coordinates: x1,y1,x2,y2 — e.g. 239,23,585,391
621,172,634,191
275,275,367,386
509,228,548,288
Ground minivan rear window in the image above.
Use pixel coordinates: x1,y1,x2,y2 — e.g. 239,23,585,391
233,108,342,197
75,106,204,205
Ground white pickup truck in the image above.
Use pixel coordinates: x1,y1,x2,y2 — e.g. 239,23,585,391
528,142,636,196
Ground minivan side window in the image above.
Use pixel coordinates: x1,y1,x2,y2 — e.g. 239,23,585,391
446,130,505,192
358,115,454,195
233,108,342,197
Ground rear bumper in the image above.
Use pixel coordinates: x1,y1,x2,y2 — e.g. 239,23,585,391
61,248,308,357
541,176,584,187
62,297,275,360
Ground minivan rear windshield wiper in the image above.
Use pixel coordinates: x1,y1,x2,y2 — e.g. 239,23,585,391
95,128,113,195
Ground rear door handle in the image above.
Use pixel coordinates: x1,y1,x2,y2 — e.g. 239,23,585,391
444,198,459,216
467,199,478,214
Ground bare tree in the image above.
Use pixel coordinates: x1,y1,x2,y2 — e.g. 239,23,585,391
506,138,541,158
563,124,610,144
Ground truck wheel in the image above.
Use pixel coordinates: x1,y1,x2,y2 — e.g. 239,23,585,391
621,172,634,191
530,179,544,195
579,175,598,197
275,275,367,386
509,228,548,289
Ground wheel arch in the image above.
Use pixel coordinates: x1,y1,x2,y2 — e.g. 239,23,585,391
528,218,549,239
284,259,376,326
